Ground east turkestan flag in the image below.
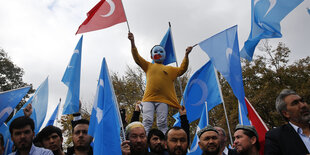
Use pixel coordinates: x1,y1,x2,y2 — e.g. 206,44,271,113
240,0,304,60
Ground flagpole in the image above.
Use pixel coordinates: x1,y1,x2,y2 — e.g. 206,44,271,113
105,62,126,141
245,97,269,130
0,86,31,94
213,67,233,146
168,22,184,99
205,101,209,125
120,0,131,32
54,98,61,127
4,139,10,155
238,101,244,125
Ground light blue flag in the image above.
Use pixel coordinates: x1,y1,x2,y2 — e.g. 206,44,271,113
160,27,177,65
46,102,60,126
88,58,122,155
198,25,249,123
238,102,251,125
62,36,83,114
188,103,209,155
240,0,304,61
0,86,31,125
172,113,181,127
0,123,12,154
4,138,13,155
6,77,49,134
173,61,222,126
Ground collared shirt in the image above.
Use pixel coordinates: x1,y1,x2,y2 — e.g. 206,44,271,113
222,147,229,155
289,122,310,153
9,144,53,155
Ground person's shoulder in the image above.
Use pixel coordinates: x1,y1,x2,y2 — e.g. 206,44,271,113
268,124,290,132
266,123,291,138
33,145,54,155
66,146,75,155
163,65,177,70
228,148,238,155
147,152,166,155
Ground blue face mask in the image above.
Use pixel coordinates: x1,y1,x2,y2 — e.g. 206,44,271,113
151,46,166,63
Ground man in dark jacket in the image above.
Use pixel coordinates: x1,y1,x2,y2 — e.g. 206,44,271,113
264,89,310,155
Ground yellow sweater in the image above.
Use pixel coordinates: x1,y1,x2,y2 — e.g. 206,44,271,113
132,47,189,109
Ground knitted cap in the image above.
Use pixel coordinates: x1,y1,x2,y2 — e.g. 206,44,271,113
235,124,258,138
197,125,218,138
125,121,145,137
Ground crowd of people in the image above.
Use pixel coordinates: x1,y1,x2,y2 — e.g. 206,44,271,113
0,88,308,155
0,32,309,155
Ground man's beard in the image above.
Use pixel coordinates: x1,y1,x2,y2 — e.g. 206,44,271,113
75,145,90,152
237,150,251,155
150,144,164,153
301,109,310,123
17,139,32,151
168,146,187,155
202,146,219,155
131,143,147,154
291,109,310,124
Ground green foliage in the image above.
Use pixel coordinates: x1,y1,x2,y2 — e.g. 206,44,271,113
111,66,145,125
208,41,310,145
0,49,24,91
0,48,34,122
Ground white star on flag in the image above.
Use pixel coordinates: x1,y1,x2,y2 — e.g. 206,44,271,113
96,107,103,124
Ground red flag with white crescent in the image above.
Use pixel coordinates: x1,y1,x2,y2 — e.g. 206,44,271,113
76,0,127,34
245,97,269,155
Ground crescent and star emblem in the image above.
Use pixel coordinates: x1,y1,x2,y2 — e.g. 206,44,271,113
0,107,13,119
189,79,208,106
264,0,277,17
101,0,115,17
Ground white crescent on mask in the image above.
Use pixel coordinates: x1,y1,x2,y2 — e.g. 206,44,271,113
101,0,115,17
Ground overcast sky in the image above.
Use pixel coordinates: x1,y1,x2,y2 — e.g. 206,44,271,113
0,0,309,120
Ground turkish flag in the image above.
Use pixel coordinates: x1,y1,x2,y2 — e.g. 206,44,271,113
76,0,127,34
245,97,269,155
